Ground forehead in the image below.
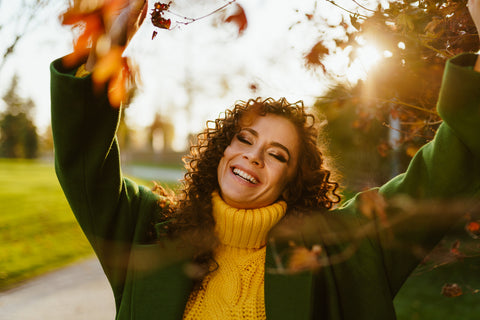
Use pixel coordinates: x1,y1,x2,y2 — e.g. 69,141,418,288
240,113,300,152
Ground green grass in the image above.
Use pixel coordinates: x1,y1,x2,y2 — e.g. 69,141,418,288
0,159,94,289
0,158,172,290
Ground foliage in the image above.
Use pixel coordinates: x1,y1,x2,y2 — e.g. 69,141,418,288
304,0,478,160
0,75,38,159
60,0,246,107
314,83,395,189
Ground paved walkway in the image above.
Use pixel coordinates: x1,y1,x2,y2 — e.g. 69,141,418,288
0,258,115,320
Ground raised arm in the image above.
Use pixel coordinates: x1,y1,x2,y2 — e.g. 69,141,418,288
369,1,480,294
291,1,480,306
51,0,158,307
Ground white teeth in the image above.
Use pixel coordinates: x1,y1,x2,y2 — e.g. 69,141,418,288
233,168,258,184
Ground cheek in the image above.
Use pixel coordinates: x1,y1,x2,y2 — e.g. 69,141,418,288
217,156,227,180
217,147,233,181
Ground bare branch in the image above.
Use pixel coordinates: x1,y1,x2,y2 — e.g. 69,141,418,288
168,0,237,26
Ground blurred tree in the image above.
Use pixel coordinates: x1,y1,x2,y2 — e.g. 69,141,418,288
302,0,478,189
149,113,175,152
0,75,39,158
0,0,53,71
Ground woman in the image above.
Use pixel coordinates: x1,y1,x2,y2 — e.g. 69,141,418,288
51,0,480,319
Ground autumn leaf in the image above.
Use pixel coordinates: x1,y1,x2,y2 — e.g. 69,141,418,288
107,58,130,107
224,3,248,36
395,12,414,31
61,7,105,67
449,239,464,259
151,1,172,33
60,0,143,107
405,145,419,158
350,14,361,30
305,41,330,70
466,220,480,239
288,245,322,272
441,283,463,297
357,190,388,226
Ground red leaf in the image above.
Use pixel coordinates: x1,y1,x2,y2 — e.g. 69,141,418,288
224,3,248,36
305,41,330,68
151,1,172,30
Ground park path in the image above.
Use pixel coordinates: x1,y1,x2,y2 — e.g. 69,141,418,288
0,258,115,320
123,164,184,183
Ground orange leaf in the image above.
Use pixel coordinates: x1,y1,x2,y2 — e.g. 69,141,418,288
92,46,124,86
224,3,248,36
357,190,388,225
61,7,105,67
406,145,419,158
466,221,480,239
288,245,322,272
108,67,127,107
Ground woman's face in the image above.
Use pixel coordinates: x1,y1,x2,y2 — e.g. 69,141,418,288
217,113,300,209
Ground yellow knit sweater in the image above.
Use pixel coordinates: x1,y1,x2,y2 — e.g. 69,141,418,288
183,192,287,319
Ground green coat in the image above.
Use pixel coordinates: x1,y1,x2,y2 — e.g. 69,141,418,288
51,53,480,320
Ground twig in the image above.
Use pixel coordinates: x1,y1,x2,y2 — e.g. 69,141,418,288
168,0,237,26
323,0,369,19
372,97,438,115
350,0,376,13
382,121,433,140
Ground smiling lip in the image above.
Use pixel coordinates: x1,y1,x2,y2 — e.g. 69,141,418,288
231,166,259,184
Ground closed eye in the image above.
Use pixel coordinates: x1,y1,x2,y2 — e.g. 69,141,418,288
236,134,252,145
270,152,287,163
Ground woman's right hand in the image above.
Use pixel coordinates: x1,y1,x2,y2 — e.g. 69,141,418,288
85,0,148,71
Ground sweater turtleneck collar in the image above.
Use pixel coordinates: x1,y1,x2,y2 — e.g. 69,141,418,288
211,191,287,250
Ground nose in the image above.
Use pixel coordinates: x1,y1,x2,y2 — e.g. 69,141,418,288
243,148,264,167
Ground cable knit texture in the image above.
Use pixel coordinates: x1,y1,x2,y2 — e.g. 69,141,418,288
183,191,287,319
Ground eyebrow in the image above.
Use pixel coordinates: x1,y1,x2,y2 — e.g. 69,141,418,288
242,128,291,159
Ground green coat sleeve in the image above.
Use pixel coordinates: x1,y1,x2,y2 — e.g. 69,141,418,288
377,53,480,294
50,58,162,307
337,53,480,298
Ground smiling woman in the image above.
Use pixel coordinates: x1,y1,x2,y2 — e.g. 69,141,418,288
217,114,300,209
49,0,480,319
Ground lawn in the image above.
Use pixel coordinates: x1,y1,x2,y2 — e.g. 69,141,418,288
0,158,155,290
0,159,93,289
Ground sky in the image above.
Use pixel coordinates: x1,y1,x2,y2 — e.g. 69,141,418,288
0,0,380,150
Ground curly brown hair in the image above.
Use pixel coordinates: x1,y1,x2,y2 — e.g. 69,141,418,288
154,97,340,276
